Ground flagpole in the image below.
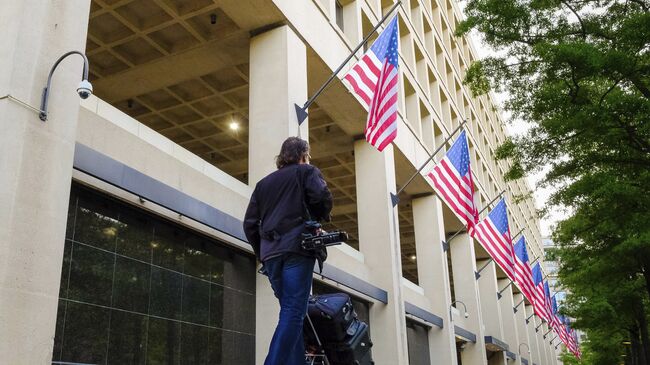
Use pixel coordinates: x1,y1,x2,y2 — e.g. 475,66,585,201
474,259,493,279
511,228,525,241
294,1,402,124
497,280,513,299
543,327,553,339
513,297,525,313
526,312,535,324
391,120,466,206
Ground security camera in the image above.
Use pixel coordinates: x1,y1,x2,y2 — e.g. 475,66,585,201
77,79,93,99
464,312,469,319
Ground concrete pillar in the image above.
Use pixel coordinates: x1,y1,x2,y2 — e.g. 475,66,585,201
248,25,308,365
538,323,550,365
450,234,488,365
477,262,504,336
355,141,409,365
498,279,519,363
412,195,457,365
249,25,308,184
478,263,506,365
525,306,542,365
514,294,531,365
0,1,90,363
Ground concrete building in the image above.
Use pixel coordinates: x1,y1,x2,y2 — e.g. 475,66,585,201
0,0,560,364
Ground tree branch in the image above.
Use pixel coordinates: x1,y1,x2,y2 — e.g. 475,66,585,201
560,0,587,40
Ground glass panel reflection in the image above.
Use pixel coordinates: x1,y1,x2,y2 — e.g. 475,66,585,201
54,184,256,365
67,242,114,306
60,301,110,365
108,310,148,365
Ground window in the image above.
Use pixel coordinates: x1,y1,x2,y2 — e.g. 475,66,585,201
53,184,256,365
407,319,431,365
335,1,344,31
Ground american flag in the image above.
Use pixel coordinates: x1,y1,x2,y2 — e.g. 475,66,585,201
424,130,479,230
553,298,569,345
513,236,536,305
343,16,399,152
544,282,556,325
558,315,573,351
531,263,549,322
472,199,516,280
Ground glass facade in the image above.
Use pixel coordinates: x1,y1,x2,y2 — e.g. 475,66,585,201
53,184,256,365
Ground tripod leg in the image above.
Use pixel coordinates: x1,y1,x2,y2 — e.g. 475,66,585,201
306,314,330,365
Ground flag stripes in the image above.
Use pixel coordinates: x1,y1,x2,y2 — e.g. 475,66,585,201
342,16,399,151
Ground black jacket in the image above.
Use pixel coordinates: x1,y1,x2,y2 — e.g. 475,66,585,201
243,164,332,262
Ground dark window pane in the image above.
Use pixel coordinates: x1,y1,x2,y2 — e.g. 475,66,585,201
183,235,213,280
209,284,224,329
209,252,225,285
152,223,185,271
116,209,153,262
181,276,210,325
150,267,182,319
53,300,66,362
108,310,148,365
223,253,256,294
60,302,110,365
68,243,114,306
222,331,255,365
74,191,120,251
147,318,181,365
113,256,151,313
223,289,255,333
59,239,72,298
65,195,77,240
180,323,209,365
207,328,223,364
407,319,431,365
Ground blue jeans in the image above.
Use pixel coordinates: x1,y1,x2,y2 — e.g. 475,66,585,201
263,254,315,365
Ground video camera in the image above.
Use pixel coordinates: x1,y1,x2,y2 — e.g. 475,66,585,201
301,220,349,251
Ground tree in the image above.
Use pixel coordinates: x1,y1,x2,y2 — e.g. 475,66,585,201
456,0,650,363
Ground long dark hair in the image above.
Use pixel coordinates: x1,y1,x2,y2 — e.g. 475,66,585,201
276,137,309,169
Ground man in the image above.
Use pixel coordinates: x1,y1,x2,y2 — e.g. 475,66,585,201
244,136,332,365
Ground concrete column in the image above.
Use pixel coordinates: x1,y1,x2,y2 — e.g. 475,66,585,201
249,25,308,184
0,1,90,363
498,279,519,363
412,195,458,365
538,322,550,365
514,294,531,365
525,306,542,365
450,234,488,365
478,263,506,365
355,141,409,365
248,25,308,365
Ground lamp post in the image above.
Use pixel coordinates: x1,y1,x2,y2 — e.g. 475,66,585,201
39,51,92,121
449,300,469,321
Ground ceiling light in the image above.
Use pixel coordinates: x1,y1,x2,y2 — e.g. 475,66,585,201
410,255,416,261
229,121,239,131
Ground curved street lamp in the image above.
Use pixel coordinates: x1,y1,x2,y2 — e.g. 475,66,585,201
519,342,530,356
39,50,92,121
449,300,469,321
